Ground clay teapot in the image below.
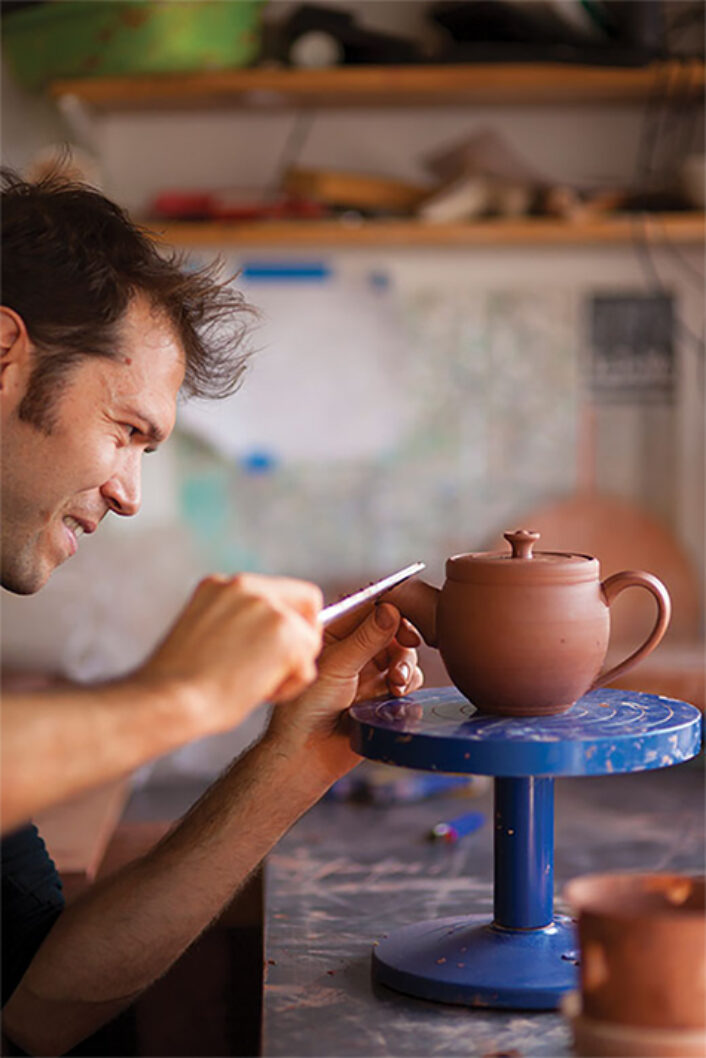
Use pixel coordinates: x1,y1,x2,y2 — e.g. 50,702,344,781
384,529,671,717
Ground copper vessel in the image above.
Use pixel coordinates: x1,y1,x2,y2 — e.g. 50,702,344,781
564,872,706,1055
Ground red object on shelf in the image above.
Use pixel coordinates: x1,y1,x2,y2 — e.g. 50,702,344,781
151,191,214,220
151,189,328,222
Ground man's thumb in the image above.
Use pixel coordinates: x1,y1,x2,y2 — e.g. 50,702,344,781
322,603,400,679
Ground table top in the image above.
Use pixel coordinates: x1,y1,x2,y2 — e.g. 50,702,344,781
349,687,702,777
263,760,705,1057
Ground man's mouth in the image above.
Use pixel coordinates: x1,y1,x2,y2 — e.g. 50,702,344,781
63,515,86,539
62,515,96,556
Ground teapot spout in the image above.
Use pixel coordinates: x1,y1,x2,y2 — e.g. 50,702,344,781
382,579,440,648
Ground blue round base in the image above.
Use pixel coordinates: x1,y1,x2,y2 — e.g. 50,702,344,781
373,915,578,1009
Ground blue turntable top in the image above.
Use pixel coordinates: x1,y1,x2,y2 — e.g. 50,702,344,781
349,687,702,778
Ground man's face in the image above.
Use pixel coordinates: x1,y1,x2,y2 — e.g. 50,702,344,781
0,295,185,594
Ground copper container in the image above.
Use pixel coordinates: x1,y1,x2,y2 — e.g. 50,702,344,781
565,872,706,1032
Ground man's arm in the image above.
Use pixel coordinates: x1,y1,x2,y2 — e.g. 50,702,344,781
1,681,201,835
2,603,422,1056
1,573,323,833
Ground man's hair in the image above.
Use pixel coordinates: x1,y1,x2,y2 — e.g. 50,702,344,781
1,168,255,430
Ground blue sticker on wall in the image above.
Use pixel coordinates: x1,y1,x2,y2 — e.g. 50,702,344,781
241,261,332,283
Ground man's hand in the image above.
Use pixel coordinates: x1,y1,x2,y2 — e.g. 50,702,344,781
138,573,324,735
264,602,423,785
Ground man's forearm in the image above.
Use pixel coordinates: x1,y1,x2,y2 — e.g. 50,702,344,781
3,734,331,1055
1,679,201,833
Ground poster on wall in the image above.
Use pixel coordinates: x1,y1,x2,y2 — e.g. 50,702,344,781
178,258,417,465
588,292,676,404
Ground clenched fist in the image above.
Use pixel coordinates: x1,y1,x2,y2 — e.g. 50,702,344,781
139,573,324,735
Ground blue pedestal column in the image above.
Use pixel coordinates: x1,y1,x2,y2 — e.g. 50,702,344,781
372,774,578,1009
494,777,554,929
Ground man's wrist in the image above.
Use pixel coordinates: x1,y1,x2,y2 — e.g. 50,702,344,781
257,726,342,801
116,673,210,757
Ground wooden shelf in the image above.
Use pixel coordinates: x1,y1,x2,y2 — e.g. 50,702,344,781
145,213,705,249
50,60,705,111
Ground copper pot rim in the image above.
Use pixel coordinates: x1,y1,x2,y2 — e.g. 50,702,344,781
565,872,706,921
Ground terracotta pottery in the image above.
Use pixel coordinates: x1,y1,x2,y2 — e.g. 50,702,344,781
563,991,706,1058
384,529,671,717
565,873,706,1036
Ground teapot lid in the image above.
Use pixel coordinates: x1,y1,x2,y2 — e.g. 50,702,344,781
446,529,599,584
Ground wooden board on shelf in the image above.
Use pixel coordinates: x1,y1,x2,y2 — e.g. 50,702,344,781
145,212,705,248
50,60,705,111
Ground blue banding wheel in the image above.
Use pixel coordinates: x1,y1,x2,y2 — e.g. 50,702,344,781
350,687,702,777
350,688,701,1008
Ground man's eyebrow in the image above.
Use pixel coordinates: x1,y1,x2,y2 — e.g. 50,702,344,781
123,408,167,444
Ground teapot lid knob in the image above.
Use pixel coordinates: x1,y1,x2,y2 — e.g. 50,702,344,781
504,528,540,559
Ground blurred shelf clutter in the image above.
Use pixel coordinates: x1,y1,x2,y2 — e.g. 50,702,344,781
143,118,704,244
5,0,702,91
2,0,699,248
45,60,704,246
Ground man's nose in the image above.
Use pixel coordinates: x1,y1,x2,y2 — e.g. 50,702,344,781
100,458,142,517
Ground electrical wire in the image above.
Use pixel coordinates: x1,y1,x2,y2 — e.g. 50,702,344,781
631,57,705,364
268,109,316,198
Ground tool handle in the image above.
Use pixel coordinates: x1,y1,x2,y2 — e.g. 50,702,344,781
430,810,485,842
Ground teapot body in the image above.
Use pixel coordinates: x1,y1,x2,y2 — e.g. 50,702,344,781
384,529,671,718
438,576,610,716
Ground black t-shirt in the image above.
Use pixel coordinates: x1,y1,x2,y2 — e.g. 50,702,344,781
1,824,64,1005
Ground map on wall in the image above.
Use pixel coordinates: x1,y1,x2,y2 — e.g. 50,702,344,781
176,258,580,581
178,263,418,463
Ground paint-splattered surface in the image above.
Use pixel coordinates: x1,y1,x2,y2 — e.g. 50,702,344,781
263,759,704,1057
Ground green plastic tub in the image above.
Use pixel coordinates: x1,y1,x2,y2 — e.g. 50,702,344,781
2,0,263,90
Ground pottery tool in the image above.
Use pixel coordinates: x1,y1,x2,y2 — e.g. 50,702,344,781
428,810,486,843
319,562,425,627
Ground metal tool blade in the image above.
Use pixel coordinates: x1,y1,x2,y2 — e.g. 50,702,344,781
320,562,425,627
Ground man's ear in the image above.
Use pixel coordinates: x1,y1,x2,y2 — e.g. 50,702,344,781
0,307,32,397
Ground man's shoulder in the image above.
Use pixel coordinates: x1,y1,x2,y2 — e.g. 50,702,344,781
2,822,64,901
2,824,65,1007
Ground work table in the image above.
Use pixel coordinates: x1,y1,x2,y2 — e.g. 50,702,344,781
262,762,704,1058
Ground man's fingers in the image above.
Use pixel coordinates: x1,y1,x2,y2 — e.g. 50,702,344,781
397,618,422,648
322,600,377,644
387,645,419,687
319,603,401,680
386,663,424,698
144,570,325,734
359,663,424,700
228,573,323,623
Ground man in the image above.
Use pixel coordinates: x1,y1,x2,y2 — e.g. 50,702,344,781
1,170,423,1054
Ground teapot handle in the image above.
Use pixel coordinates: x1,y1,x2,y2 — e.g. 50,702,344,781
589,571,672,690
